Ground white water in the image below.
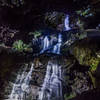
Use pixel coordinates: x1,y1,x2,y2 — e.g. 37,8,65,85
9,63,34,100
39,32,63,100
40,34,62,54
38,61,63,100
52,34,62,54
64,15,71,31
40,36,50,53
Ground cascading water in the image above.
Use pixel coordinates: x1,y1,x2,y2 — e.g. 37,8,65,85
38,30,63,100
40,33,62,54
38,61,63,100
64,15,71,31
40,36,50,53
40,15,70,54
52,34,62,54
8,63,34,100
6,14,71,100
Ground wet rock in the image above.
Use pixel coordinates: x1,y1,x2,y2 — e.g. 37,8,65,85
71,71,92,94
64,60,93,100
67,33,100,89
45,12,65,30
0,26,19,46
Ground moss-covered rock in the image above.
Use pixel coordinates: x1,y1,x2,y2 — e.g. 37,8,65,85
71,38,100,72
69,37,100,89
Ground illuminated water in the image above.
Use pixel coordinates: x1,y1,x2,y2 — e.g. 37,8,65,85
8,64,34,100
38,61,63,100
64,15,71,31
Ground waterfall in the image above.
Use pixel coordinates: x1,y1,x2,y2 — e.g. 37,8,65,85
38,61,63,100
40,36,50,53
38,32,63,100
64,15,71,31
52,33,62,54
40,33,62,54
9,63,34,100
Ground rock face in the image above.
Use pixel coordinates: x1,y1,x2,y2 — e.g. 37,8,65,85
44,12,65,30
70,37,100,71
63,58,93,100
68,35,100,89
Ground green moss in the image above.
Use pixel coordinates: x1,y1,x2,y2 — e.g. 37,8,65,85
72,43,100,72
71,39,100,88
73,46,91,66
88,71,96,88
12,40,30,52
89,57,100,72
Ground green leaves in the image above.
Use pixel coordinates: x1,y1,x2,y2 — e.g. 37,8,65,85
29,31,41,38
76,7,94,18
89,57,100,72
12,40,30,52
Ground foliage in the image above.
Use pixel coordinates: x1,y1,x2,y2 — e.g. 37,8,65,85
29,31,41,38
73,46,92,66
89,57,100,72
72,43,100,72
12,40,30,52
76,7,94,18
